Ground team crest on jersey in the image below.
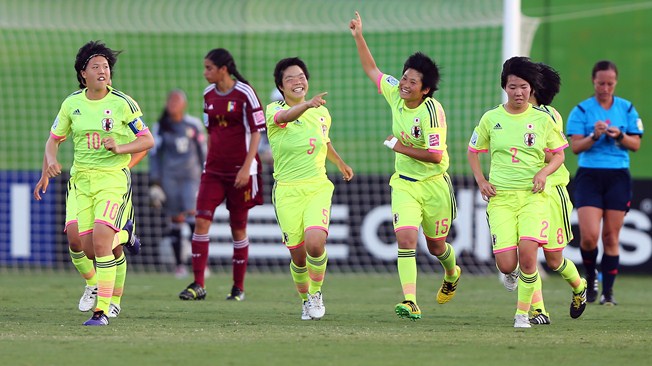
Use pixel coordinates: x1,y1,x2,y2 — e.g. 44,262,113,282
524,133,536,147
104,109,112,115
411,125,422,138
101,118,114,131
527,123,534,130
227,101,236,112
470,131,478,145
393,213,399,225
429,133,440,147
413,117,420,125
386,75,399,86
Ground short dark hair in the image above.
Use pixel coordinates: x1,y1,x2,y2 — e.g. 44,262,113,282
500,56,541,92
273,57,310,98
535,62,561,106
74,40,121,89
592,60,618,79
402,52,440,98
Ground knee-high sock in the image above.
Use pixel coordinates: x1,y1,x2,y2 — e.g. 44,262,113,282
554,257,583,292
307,251,328,295
170,227,183,266
517,270,541,315
233,237,249,291
398,249,417,302
191,233,210,288
69,247,96,286
112,253,127,306
290,261,309,301
601,254,619,294
95,255,117,313
436,243,459,282
581,247,599,278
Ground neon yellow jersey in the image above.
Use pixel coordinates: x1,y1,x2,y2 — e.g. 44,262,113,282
540,105,570,187
468,103,568,190
51,86,147,171
265,100,331,182
377,73,449,181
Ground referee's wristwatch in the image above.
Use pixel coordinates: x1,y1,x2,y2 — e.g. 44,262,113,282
589,132,599,141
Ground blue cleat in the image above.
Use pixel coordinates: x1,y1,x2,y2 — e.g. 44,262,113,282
122,219,141,255
83,310,109,326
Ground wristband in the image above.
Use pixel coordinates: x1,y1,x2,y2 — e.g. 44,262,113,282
383,137,398,150
590,132,599,141
616,132,625,142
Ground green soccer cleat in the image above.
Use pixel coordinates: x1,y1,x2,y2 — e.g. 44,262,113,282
437,265,461,304
395,300,421,320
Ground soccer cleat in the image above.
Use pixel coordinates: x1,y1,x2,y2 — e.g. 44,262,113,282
570,278,587,319
586,269,599,303
307,291,325,320
513,313,531,328
178,282,207,300
503,269,519,292
78,285,98,312
437,265,461,304
83,310,109,326
395,300,421,320
226,286,245,301
529,309,551,325
122,219,141,255
600,291,617,306
107,303,121,318
301,301,312,321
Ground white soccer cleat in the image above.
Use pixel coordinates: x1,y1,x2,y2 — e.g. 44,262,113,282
514,313,531,328
301,301,311,320
503,269,519,292
78,285,98,312
307,291,325,320
107,303,121,318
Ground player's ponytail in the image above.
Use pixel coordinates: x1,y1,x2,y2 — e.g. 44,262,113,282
205,48,249,85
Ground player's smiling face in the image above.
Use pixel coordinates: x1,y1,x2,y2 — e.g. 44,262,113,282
81,56,110,90
280,65,308,103
504,75,531,111
399,69,428,107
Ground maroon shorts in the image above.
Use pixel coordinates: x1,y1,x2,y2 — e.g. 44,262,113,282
195,172,263,228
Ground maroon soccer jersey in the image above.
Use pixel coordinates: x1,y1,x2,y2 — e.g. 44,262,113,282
203,81,266,175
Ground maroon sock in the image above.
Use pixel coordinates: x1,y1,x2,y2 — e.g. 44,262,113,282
191,233,210,288
232,237,249,290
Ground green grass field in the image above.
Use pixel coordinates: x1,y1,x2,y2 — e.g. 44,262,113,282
1,272,649,366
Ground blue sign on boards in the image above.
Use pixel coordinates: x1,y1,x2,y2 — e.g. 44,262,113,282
0,171,57,264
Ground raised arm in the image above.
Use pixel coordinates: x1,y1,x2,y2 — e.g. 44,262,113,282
274,92,327,124
349,11,382,83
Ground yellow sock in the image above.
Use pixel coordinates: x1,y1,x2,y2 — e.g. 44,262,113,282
95,255,117,313
436,243,458,282
517,270,540,315
555,258,583,292
112,253,127,306
398,249,417,302
307,251,328,294
69,248,96,286
290,261,309,301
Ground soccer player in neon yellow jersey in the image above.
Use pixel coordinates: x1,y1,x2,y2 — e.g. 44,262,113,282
265,57,353,320
44,41,154,326
468,57,568,328
350,12,461,321
527,62,587,322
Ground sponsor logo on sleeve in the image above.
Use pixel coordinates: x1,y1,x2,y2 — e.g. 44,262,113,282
637,118,644,131
429,133,440,147
470,131,478,146
253,110,265,125
386,76,399,86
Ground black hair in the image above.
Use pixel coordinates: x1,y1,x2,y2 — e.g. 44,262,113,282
74,40,121,89
205,48,249,85
592,60,618,79
157,89,187,134
402,52,440,98
500,56,541,92
273,57,310,97
535,62,561,106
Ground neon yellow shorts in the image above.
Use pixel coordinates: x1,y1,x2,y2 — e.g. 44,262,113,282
544,184,574,251
64,176,78,232
389,172,457,240
487,190,550,253
272,178,334,249
74,168,134,234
